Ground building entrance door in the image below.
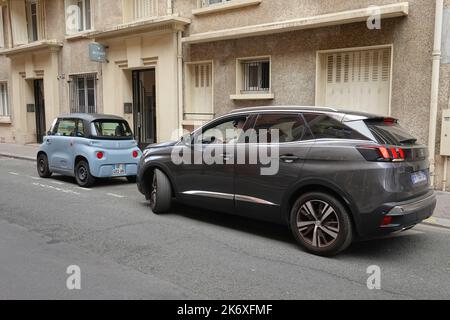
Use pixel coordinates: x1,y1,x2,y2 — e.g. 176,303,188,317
34,79,46,143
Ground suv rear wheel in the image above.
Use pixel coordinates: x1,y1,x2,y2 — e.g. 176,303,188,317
149,169,172,214
290,192,353,256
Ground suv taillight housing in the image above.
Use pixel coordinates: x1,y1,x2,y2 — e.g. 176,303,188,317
357,145,406,162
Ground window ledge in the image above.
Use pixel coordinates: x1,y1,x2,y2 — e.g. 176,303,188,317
230,93,274,100
0,116,12,124
193,0,262,16
65,30,94,41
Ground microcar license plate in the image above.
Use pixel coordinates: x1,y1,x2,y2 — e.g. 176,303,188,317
112,164,125,175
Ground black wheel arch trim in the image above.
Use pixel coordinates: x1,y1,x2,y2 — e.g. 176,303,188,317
282,178,362,236
139,161,177,197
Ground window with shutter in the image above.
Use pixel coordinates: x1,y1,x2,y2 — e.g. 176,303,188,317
133,0,155,20
10,0,29,46
185,62,214,121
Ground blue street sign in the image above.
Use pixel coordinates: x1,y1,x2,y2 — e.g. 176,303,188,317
89,42,107,63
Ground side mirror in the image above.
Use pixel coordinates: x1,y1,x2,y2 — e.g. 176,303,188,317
180,133,192,146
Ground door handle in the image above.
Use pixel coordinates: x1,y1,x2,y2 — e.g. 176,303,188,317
280,155,299,163
223,154,232,162
46,138,51,145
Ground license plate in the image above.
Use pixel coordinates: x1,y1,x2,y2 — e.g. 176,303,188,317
411,171,428,185
112,164,125,175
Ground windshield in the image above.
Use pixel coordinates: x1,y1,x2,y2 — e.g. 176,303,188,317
90,120,133,140
365,121,417,145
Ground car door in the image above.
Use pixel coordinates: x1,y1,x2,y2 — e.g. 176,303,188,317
174,114,250,214
48,118,77,172
234,113,314,223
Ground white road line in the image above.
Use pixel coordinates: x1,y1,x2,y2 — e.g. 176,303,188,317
8,172,20,176
48,180,64,185
76,187,91,191
106,193,125,199
32,182,80,195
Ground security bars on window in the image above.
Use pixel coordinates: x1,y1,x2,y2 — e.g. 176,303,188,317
241,60,270,93
69,74,97,114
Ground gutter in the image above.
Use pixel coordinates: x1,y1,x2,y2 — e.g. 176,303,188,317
428,0,444,188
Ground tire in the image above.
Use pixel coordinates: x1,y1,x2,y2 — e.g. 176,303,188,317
149,169,172,214
126,176,137,183
290,192,353,257
37,154,52,178
75,160,96,188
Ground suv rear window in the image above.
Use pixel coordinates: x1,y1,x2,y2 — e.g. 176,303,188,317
303,114,369,141
91,120,133,140
365,120,417,145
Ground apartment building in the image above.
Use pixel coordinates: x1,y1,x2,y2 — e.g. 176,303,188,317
0,0,449,190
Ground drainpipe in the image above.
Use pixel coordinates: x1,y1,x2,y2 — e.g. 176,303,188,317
177,30,183,134
444,156,448,191
428,0,444,188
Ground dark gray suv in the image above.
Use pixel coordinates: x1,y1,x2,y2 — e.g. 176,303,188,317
137,107,436,256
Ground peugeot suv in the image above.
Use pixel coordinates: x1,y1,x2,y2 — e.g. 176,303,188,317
137,107,436,256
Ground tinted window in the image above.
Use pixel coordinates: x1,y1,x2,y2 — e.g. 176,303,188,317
55,119,77,137
254,114,308,143
91,120,133,140
303,114,369,141
199,116,248,144
365,121,417,145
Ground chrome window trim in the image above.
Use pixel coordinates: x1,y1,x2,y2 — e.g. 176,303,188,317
182,191,278,206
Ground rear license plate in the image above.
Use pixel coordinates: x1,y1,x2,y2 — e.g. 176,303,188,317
112,164,125,175
411,171,428,185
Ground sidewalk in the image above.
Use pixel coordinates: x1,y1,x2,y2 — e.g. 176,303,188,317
0,143,38,161
0,142,449,227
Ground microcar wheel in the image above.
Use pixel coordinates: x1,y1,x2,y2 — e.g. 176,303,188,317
75,160,96,188
149,169,172,214
290,192,353,257
37,154,52,178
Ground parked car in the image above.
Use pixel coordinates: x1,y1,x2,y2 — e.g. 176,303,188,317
137,106,436,256
37,114,141,187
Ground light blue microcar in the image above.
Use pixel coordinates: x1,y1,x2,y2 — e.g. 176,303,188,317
37,114,141,187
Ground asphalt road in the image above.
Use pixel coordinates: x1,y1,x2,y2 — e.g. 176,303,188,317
0,157,449,300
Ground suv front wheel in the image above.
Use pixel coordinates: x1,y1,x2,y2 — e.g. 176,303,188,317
290,192,353,256
149,169,172,214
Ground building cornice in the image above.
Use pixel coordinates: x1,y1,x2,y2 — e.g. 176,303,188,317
87,15,191,40
0,40,63,57
183,2,409,44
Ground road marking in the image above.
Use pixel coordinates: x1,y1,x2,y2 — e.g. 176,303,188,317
32,182,80,195
76,187,91,191
106,193,125,199
48,180,64,185
8,172,20,176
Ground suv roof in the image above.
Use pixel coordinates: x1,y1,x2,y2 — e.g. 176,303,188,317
229,106,387,120
59,113,126,122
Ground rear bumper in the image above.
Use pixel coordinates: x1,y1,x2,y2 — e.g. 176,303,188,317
357,190,437,238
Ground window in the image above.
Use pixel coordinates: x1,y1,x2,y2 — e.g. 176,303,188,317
133,0,155,20
91,120,133,140
55,119,77,137
65,0,92,33
69,74,97,113
0,83,9,117
241,59,270,93
202,0,232,7
303,114,369,141
254,114,307,143
185,62,214,121
26,0,38,42
199,116,248,144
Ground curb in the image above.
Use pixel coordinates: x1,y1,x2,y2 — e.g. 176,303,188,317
422,217,450,229
0,153,36,162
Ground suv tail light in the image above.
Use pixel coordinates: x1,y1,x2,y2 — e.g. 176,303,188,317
357,145,405,162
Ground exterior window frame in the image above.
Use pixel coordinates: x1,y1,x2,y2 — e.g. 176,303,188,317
26,0,39,42
0,82,9,117
65,0,93,34
231,56,274,101
69,73,98,114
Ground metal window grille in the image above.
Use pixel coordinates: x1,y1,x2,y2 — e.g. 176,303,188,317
241,60,270,93
69,74,97,113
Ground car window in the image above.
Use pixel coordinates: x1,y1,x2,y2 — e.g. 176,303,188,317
302,114,370,141
199,116,248,145
253,114,308,143
76,120,85,137
91,120,133,140
55,119,77,137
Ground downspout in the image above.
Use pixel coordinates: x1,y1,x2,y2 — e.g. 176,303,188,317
428,0,444,188
177,30,183,134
